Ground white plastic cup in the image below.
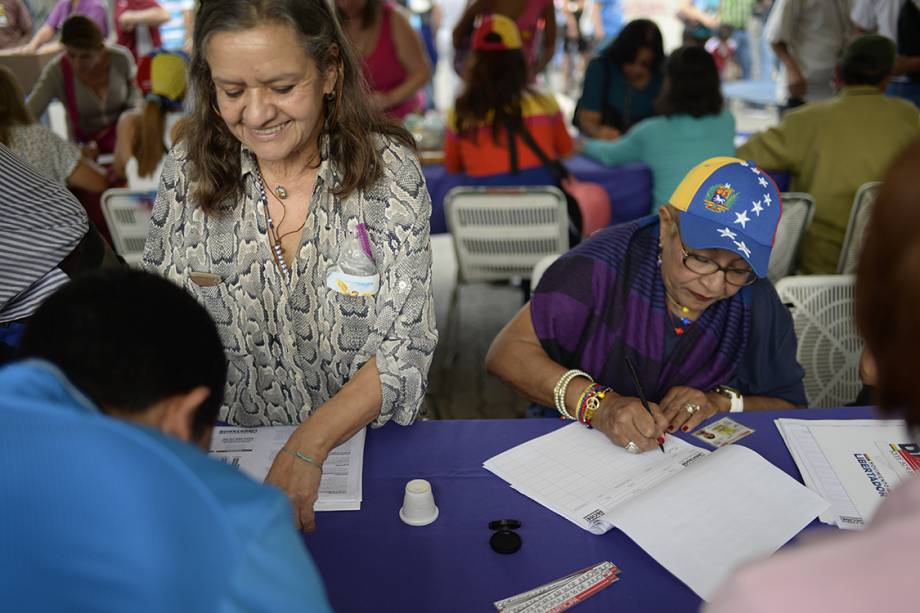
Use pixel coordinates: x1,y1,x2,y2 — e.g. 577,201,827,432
399,479,439,526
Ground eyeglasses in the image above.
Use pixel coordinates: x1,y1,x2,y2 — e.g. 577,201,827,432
680,246,757,287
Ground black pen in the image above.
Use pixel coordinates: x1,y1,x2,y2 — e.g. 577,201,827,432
624,356,665,453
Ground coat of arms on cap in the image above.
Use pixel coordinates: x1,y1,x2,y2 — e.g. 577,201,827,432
704,183,738,213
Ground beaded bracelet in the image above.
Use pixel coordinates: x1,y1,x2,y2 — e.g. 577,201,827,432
279,447,324,471
579,384,613,426
553,369,593,420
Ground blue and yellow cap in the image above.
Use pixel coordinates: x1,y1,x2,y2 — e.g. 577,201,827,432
669,157,782,278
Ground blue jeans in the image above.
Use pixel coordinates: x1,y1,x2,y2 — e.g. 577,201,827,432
731,28,752,80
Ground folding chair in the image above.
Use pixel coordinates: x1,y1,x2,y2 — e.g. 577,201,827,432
100,188,157,266
767,192,815,282
441,186,570,372
531,254,561,289
775,275,862,407
837,181,881,274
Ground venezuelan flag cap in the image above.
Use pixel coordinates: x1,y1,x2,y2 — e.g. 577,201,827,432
669,156,782,278
472,14,522,51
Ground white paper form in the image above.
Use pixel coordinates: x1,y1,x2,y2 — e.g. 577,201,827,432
483,423,709,535
608,445,828,601
209,426,366,511
776,419,917,529
484,424,829,600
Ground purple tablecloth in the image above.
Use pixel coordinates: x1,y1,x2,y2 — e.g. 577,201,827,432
424,156,653,234
303,406,878,612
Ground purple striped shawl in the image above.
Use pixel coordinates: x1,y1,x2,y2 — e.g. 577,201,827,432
531,216,752,402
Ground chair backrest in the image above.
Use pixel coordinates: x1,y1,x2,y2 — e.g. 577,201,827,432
531,254,560,289
837,181,881,274
101,188,157,266
445,186,569,283
774,275,862,408
767,192,815,282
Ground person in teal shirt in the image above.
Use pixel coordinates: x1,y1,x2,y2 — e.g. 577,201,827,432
575,19,665,139
582,45,736,213
0,268,332,613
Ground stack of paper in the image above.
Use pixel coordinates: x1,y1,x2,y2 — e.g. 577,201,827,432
493,561,620,612
209,426,366,511
484,424,829,600
775,418,918,529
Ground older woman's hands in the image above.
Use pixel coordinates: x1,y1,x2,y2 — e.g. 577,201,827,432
660,386,729,433
265,449,323,532
591,394,668,452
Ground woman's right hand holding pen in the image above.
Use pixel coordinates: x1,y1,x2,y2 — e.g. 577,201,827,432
591,393,669,452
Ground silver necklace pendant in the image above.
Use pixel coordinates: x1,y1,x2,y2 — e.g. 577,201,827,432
274,185,289,200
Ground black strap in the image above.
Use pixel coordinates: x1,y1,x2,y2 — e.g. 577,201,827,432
504,117,570,181
506,121,519,175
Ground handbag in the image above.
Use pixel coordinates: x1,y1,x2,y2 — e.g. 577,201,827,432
506,120,612,239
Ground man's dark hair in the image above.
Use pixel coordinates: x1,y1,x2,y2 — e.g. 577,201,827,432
840,35,896,86
655,45,723,118
602,18,665,74
18,269,227,439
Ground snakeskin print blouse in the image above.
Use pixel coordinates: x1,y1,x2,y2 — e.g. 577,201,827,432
143,136,437,427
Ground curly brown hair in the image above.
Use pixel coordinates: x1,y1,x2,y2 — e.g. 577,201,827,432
182,0,414,212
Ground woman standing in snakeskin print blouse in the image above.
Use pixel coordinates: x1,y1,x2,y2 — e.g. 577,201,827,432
143,0,438,532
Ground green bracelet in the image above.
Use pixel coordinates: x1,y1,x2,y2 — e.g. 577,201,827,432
280,447,323,470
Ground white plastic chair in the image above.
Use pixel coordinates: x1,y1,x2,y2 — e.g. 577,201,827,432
101,188,157,266
531,254,561,289
441,186,570,370
775,275,862,408
767,192,815,282
837,181,881,274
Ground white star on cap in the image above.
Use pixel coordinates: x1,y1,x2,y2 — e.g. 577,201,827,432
740,161,749,167
751,200,764,216
763,193,773,207
758,176,768,188
718,227,737,240
734,210,750,229
734,240,752,258
750,166,761,175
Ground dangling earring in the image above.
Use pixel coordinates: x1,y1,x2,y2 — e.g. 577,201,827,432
321,91,336,162
657,242,663,267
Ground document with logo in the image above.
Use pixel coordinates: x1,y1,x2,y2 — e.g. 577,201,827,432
484,424,828,600
209,426,365,511
775,418,918,529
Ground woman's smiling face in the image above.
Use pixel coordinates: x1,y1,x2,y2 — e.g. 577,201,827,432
206,23,336,166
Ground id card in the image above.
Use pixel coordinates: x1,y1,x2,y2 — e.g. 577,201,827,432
692,417,754,448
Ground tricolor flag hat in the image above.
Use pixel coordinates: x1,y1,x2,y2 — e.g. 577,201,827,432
472,14,523,51
669,157,782,278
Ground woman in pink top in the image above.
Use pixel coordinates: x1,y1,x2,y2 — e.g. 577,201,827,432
336,0,431,119
706,139,920,613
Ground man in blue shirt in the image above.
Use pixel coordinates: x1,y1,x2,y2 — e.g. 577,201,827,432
0,269,332,612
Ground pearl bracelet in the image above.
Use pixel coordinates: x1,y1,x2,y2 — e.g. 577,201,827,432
553,369,593,419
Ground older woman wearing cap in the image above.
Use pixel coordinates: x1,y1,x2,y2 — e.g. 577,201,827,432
487,157,806,453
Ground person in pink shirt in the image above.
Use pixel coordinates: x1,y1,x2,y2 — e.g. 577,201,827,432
706,138,920,613
336,0,431,119
20,0,108,53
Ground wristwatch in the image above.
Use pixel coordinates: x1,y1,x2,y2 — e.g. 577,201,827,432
713,385,744,413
